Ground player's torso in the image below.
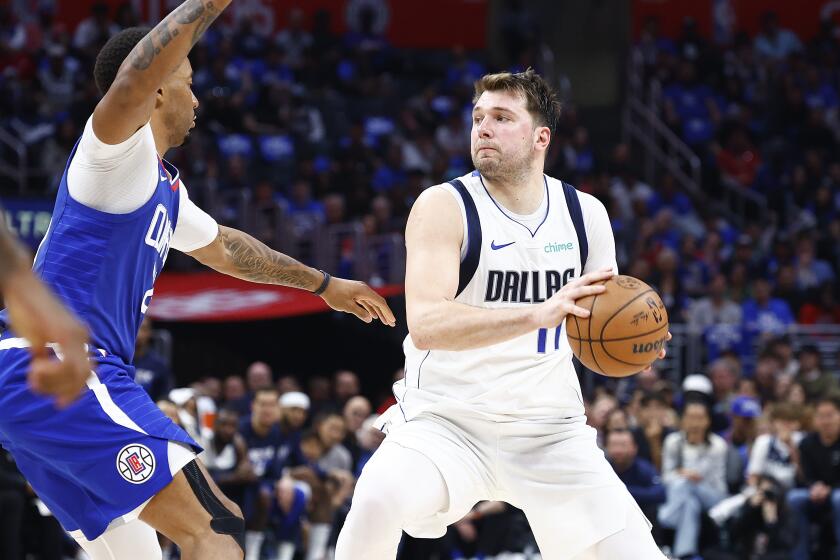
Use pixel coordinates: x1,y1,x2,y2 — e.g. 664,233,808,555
21,141,180,364
399,172,587,419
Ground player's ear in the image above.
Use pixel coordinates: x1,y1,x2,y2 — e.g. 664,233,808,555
154,87,164,109
535,126,551,151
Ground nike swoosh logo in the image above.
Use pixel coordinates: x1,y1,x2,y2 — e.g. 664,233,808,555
160,171,168,182
491,240,516,250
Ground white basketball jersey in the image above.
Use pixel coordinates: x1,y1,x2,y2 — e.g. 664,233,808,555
397,171,618,420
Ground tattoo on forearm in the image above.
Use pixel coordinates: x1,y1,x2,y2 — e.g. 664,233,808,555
219,229,317,290
129,0,221,71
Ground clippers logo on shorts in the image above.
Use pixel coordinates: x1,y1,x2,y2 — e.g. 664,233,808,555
117,444,156,484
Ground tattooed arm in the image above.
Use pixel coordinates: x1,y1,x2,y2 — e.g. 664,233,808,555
92,0,232,144
188,226,396,326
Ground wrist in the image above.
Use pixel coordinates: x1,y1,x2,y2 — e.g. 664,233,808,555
312,270,331,295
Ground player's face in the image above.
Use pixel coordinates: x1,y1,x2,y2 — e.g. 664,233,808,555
471,90,549,182
215,412,238,441
160,59,198,148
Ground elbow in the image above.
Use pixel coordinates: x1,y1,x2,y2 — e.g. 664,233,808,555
409,326,434,351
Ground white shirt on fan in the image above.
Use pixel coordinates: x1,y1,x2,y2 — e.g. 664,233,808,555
67,117,219,252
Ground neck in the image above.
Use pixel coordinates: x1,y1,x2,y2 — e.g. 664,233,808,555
480,168,545,215
150,118,170,158
252,419,270,436
686,432,705,445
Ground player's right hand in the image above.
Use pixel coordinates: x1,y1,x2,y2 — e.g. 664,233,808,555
531,268,613,329
4,268,92,407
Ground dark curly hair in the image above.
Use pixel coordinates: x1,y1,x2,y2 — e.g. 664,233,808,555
93,26,150,95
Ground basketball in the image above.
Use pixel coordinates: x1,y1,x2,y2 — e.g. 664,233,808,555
565,275,669,377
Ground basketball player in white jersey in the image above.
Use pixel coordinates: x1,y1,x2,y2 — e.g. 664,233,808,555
336,70,668,559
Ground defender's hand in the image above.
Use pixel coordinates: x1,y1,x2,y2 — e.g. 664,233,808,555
321,277,396,326
531,268,613,329
4,269,91,407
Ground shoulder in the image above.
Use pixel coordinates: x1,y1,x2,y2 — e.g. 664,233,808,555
709,433,728,450
663,431,682,448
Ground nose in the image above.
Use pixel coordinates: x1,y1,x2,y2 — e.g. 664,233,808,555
476,117,493,138
192,93,199,109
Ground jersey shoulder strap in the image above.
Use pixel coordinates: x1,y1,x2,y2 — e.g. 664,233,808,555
562,181,588,270
448,178,482,297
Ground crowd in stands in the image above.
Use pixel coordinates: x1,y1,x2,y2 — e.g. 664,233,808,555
3,2,840,559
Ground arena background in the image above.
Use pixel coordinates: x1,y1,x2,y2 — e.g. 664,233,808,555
2,0,840,559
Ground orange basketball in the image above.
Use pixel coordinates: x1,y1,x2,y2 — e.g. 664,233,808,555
565,275,669,377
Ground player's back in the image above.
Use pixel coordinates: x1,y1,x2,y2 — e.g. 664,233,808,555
397,171,616,420
0,119,180,365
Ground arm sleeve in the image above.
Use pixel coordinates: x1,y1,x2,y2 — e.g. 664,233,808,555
661,433,680,484
67,116,159,214
171,182,219,252
578,192,618,275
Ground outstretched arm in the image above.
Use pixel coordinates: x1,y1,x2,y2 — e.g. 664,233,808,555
93,0,232,144
0,217,90,407
188,226,395,326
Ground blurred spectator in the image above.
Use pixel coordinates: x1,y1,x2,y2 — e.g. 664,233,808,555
205,407,257,510
754,11,803,61
342,396,372,470
239,387,283,557
247,361,274,394
795,345,838,402
72,2,118,51
726,396,762,466
658,400,729,559
747,402,803,491
133,316,174,402
268,477,311,560
224,374,250,416
606,428,666,524
277,391,310,469
333,369,361,408
633,391,676,471
742,278,795,351
787,395,840,560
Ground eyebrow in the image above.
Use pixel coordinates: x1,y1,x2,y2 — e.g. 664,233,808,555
473,106,516,114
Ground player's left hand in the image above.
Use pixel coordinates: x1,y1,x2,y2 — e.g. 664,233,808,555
4,268,92,407
320,277,397,326
641,331,671,374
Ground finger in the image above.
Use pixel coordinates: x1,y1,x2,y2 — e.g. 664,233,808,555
350,303,372,323
560,284,606,302
563,303,592,319
364,297,396,326
357,299,383,324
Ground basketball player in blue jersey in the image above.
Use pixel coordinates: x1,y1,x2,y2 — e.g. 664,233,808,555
337,70,668,559
0,2,395,559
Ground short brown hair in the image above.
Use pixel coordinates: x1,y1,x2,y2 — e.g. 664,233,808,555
769,402,802,422
473,68,561,135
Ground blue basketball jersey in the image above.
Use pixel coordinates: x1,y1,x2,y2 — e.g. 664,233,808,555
0,139,181,364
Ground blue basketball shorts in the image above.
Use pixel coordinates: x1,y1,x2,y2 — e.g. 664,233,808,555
0,334,201,540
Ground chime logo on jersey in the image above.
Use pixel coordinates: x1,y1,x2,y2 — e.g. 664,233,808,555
485,268,576,303
116,444,156,484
